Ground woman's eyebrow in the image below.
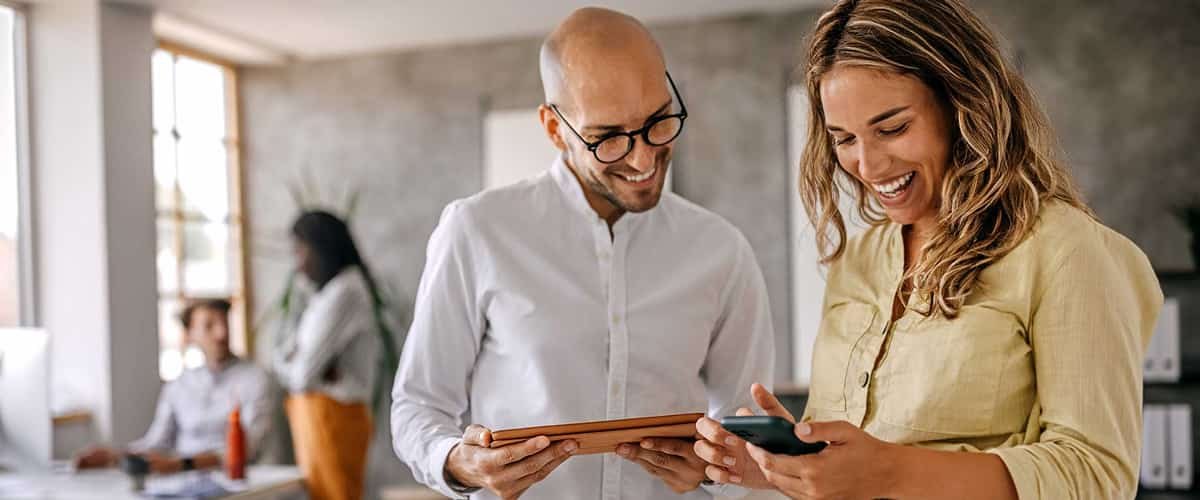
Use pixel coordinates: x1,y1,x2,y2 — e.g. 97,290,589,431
827,105,911,132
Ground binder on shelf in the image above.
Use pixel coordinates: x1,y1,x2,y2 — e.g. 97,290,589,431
1168,404,1193,490
1145,297,1181,383
1143,404,1169,489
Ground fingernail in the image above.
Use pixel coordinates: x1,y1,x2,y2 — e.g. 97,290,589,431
640,440,652,449
731,475,743,484
723,456,736,466
797,423,812,436
616,446,629,457
537,437,551,448
564,441,578,453
725,437,738,447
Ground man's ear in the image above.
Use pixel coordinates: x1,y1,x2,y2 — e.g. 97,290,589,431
538,104,568,152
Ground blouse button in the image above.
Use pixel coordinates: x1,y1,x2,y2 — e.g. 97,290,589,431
858,371,870,388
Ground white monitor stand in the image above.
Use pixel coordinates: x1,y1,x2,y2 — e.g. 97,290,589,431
0,328,52,469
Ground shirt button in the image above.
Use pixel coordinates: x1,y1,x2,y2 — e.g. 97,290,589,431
858,372,870,388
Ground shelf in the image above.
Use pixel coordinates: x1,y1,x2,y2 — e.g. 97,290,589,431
1147,379,1200,388
1158,271,1200,282
1137,488,1197,499
1145,384,1200,405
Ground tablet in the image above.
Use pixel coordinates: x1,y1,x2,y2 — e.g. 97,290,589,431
489,412,705,455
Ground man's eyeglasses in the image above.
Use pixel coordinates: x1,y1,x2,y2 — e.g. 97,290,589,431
550,71,688,164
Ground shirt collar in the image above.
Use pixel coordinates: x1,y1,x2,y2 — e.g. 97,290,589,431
197,356,239,384
549,155,652,231
550,154,596,219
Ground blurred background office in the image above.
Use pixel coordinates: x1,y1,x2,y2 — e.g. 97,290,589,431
0,1,1197,499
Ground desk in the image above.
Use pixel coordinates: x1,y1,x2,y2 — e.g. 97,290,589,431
0,465,305,499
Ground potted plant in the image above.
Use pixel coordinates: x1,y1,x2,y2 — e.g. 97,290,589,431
1173,201,1200,270
254,170,405,413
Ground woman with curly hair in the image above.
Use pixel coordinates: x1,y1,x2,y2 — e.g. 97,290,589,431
695,0,1162,498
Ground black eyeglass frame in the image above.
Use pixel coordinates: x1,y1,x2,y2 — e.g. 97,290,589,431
549,71,688,164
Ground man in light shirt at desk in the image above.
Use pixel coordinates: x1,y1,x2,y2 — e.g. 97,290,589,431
391,7,774,500
74,298,272,474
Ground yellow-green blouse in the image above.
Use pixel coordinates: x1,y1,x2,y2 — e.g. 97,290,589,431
802,202,1162,499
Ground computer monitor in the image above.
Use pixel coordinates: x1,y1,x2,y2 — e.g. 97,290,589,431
0,328,51,468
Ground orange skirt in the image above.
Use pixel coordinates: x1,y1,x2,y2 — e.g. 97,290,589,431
285,394,372,500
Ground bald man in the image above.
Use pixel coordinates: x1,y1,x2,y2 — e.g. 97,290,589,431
392,8,774,499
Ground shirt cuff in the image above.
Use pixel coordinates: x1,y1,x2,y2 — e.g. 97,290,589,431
429,436,479,499
701,481,749,498
987,447,1038,500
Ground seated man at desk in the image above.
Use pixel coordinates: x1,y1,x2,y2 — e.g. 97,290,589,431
74,298,272,473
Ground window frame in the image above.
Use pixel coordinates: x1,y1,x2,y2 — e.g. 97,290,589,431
0,1,35,327
152,40,253,370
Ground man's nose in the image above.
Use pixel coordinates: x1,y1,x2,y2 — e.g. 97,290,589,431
625,138,657,172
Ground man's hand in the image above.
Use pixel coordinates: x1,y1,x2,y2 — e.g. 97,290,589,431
140,450,183,474
73,446,119,469
444,424,578,499
617,438,708,494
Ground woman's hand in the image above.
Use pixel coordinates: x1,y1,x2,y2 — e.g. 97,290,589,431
693,383,794,488
745,420,903,500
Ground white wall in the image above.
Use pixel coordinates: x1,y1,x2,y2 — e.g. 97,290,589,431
787,86,865,387
29,0,159,445
483,106,677,192
483,108,557,189
31,0,112,437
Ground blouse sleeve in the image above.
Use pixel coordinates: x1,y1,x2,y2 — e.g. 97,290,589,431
987,234,1162,499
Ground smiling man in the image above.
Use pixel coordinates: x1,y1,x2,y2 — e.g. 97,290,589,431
391,7,774,500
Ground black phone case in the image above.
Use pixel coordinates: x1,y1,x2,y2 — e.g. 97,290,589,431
719,416,828,455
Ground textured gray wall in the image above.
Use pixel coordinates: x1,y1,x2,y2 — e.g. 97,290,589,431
240,0,1200,491
978,0,1200,270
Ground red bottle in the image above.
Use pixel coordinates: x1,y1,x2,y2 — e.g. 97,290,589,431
226,406,246,480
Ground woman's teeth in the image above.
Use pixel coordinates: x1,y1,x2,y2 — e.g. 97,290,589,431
620,168,656,183
873,172,915,197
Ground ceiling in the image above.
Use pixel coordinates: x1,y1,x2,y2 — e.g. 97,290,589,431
120,0,822,65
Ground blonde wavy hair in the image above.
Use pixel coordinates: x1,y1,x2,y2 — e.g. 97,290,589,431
799,0,1093,318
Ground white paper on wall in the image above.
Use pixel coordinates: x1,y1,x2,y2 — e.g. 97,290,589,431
1168,404,1193,490
1143,404,1169,489
1146,297,1181,383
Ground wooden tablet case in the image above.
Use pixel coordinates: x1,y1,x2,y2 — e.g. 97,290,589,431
489,412,705,455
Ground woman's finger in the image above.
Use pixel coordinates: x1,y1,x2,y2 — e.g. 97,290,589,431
692,439,735,468
696,416,746,454
750,383,795,423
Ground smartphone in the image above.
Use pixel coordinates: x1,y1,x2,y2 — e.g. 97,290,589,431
719,416,827,455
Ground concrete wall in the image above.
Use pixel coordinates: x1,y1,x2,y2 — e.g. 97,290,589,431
240,0,1200,489
979,0,1200,270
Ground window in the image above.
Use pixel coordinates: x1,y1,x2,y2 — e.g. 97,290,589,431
0,4,27,328
151,46,247,380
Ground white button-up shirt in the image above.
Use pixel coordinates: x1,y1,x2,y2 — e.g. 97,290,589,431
129,358,272,459
391,157,774,499
274,267,379,404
